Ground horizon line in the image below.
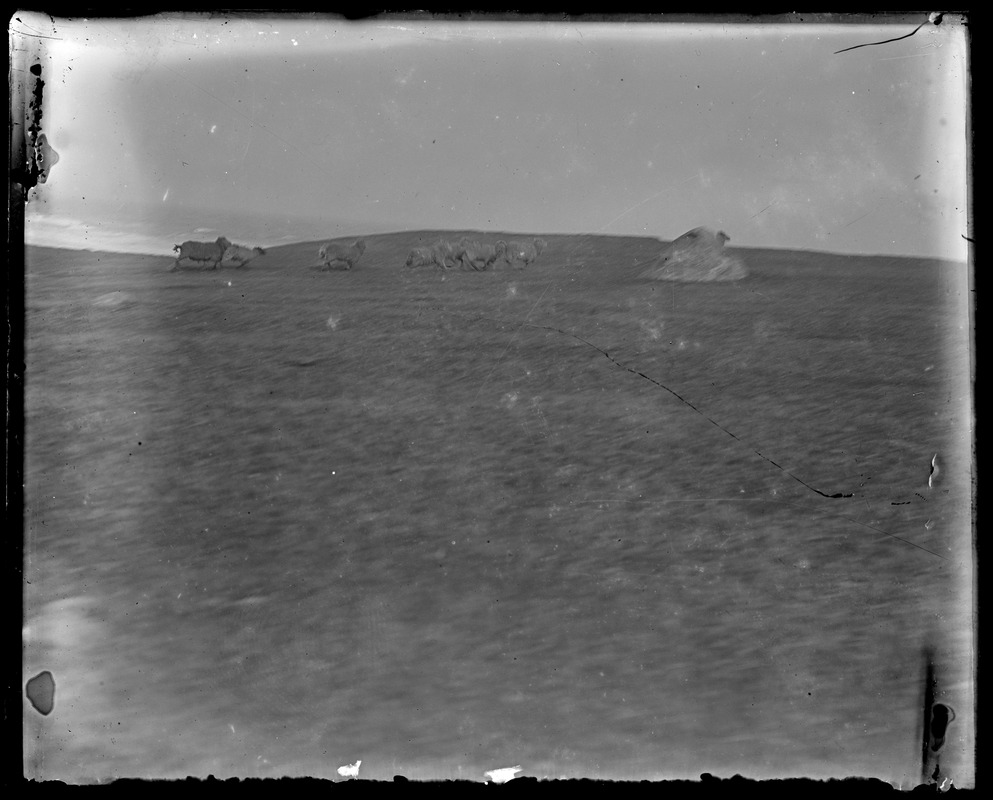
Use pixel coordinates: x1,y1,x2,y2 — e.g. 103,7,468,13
21,230,968,265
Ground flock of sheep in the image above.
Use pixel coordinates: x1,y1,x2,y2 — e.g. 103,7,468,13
316,235,547,272
402,236,547,272
170,228,747,283
169,234,548,273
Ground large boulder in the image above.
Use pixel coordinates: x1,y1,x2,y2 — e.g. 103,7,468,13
641,227,748,282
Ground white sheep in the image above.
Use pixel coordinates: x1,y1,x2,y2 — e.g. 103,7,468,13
221,244,266,268
319,239,366,270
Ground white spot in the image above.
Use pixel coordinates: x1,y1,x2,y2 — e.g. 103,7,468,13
210,124,217,134
484,765,523,784
229,724,236,734
501,391,519,408
227,281,232,287
337,760,361,778
162,188,169,202
291,39,298,46
327,315,338,329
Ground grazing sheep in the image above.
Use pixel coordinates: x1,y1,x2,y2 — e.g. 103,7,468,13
171,237,232,271
319,239,366,270
221,244,266,268
504,237,547,268
460,240,508,271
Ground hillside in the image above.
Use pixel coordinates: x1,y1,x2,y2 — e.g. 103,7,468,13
21,232,973,783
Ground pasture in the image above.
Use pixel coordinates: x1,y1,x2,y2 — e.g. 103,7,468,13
22,232,973,784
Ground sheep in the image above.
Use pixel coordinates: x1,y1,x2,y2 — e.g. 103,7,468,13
429,238,463,269
221,244,266,268
504,237,547,268
459,239,508,271
404,238,470,270
404,246,437,269
171,237,232,271
319,239,366,270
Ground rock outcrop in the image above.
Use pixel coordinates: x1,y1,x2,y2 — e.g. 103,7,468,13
641,227,748,282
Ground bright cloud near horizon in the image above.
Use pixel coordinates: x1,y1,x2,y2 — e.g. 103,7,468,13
14,13,969,259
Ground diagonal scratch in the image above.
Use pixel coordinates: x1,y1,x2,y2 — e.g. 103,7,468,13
554,327,949,558
601,173,700,232
524,321,856,500
772,498,946,559
841,209,874,229
834,21,928,55
11,29,63,40
452,310,943,559
750,202,777,220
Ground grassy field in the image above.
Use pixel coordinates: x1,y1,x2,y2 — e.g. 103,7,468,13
22,232,974,784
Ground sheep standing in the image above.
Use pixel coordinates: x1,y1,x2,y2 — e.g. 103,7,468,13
171,236,232,271
319,239,366,270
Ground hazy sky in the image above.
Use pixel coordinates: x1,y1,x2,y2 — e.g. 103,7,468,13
14,13,970,258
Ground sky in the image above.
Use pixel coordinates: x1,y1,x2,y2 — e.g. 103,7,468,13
13,13,970,259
